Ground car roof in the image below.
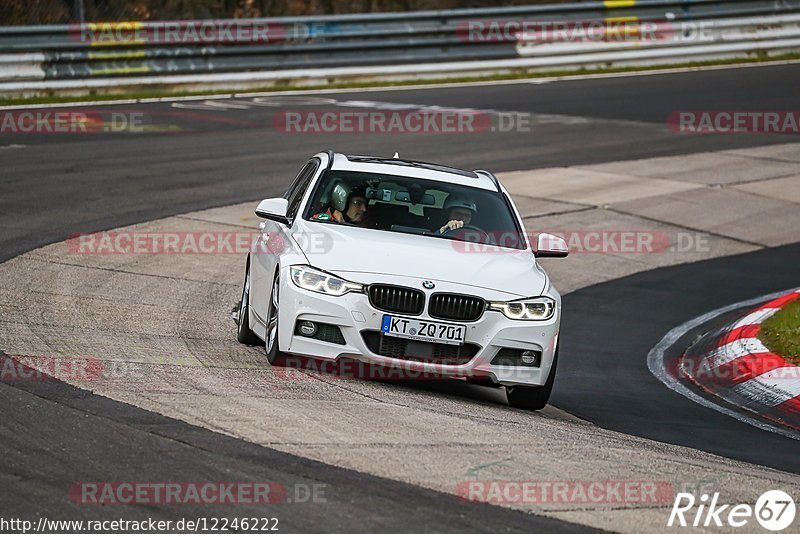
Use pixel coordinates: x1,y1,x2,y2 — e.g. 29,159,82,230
325,152,500,192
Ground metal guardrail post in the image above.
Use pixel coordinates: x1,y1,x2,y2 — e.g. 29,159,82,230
73,0,86,24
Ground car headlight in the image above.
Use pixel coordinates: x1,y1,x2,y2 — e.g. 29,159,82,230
487,297,556,321
289,265,363,296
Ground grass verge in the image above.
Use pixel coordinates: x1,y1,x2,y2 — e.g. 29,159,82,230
1,53,799,107
759,299,800,365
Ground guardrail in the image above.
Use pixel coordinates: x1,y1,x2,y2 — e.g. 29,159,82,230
1,0,799,97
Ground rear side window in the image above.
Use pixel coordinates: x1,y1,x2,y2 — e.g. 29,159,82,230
285,159,320,221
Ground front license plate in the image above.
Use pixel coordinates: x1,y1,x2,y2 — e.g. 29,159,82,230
381,315,466,346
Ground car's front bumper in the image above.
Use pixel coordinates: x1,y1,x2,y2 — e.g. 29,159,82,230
277,267,560,387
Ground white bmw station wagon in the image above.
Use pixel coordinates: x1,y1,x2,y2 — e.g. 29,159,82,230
237,151,568,410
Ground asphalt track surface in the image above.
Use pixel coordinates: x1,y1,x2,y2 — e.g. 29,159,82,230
0,359,587,532
556,241,800,474
1,63,799,526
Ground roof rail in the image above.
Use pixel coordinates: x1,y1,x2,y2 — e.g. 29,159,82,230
474,169,501,192
345,154,478,178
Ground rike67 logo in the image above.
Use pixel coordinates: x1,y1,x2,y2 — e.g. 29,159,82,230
668,490,796,531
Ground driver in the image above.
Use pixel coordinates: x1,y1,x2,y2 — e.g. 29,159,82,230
312,183,369,225
438,195,477,234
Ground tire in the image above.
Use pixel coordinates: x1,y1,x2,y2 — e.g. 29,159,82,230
264,272,284,365
236,260,262,345
505,345,559,411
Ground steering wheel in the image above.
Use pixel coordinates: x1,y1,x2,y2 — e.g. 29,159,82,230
441,224,491,243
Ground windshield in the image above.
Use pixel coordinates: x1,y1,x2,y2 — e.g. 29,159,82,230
302,170,526,250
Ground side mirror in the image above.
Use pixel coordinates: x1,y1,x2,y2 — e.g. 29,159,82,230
255,198,290,224
534,233,569,258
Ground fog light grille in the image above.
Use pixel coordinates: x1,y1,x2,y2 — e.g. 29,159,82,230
295,321,346,345
491,348,541,367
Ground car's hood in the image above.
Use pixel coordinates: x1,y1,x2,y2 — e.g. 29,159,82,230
292,222,546,298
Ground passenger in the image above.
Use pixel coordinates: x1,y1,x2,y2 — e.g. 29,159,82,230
438,195,477,234
312,183,369,225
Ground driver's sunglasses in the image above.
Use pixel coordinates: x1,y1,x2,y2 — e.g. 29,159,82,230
350,199,366,207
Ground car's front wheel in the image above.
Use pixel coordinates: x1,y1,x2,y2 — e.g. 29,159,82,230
505,346,559,411
264,273,284,365
236,260,262,345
